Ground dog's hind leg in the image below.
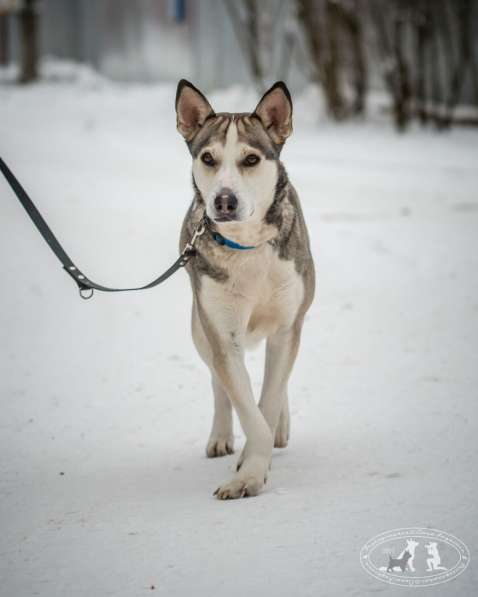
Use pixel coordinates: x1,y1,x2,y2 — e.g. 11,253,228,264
274,396,290,448
206,376,234,457
262,326,301,428
253,324,301,457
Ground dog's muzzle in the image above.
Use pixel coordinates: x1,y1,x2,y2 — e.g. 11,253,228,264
213,188,239,222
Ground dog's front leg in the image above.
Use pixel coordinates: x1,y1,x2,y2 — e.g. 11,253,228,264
211,339,273,499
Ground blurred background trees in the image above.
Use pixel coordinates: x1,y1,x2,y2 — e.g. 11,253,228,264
0,0,477,129
296,0,367,120
1,0,38,82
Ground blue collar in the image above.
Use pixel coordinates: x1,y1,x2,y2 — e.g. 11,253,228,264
212,232,256,250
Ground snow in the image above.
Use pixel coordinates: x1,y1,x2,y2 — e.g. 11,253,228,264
1,64,477,596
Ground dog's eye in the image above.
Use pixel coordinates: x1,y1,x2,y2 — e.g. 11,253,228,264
201,152,215,166
243,154,260,167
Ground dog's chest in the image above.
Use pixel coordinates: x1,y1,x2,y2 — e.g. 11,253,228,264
200,245,304,344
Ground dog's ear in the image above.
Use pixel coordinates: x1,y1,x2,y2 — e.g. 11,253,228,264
253,81,293,145
175,79,215,141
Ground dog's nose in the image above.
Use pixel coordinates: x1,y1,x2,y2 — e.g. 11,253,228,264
214,189,238,219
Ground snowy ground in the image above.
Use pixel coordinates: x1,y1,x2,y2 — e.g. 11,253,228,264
1,66,477,596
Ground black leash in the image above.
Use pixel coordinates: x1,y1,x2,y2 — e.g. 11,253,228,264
0,156,204,299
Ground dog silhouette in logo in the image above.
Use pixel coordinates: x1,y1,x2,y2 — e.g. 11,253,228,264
398,538,420,572
425,542,447,571
387,550,412,573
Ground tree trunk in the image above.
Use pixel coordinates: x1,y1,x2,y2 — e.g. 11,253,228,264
295,0,323,83
18,0,39,83
445,0,472,123
392,13,412,130
323,0,346,119
415,4,429,124
224,0,265,93
244,0,263,88
296,0,346,120
0,13,9,67
428,6,445,127
336,0,367,115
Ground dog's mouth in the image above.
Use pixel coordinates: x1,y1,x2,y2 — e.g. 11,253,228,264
214,214,238,223
213,208,255,224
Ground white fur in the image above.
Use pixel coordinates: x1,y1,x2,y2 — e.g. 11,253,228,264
192,241,305,498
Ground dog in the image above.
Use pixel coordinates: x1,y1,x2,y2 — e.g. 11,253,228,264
387,550,412,573
175,79,315,499
398,538,419,572
425,542,447,571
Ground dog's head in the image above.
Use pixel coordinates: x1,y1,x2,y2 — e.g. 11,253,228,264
175,79,292,227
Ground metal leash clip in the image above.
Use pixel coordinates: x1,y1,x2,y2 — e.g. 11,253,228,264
180,217,207,266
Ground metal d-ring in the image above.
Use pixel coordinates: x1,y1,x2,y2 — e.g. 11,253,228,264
79,287,94,300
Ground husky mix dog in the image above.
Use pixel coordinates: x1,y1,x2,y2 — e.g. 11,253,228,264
176,80,315,499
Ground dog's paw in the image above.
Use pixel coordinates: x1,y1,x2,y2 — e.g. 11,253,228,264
206,436,234,458
215,455,269,499
213,476,264,500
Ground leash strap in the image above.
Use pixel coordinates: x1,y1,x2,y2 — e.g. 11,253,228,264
0,156,202,299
